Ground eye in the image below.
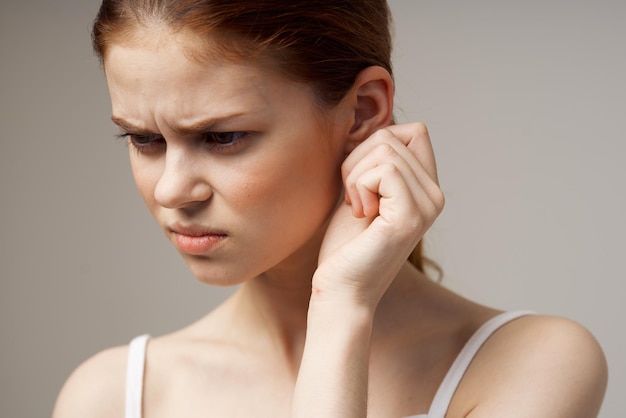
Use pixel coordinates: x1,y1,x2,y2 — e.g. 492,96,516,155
202,131,248,152
115,132,165,154
204,131,247,145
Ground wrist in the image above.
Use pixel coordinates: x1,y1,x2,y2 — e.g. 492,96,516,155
309,271,383,316
307,290,376,335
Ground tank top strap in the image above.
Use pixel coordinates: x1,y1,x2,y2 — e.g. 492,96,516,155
425,310,534,418
125,334,150,418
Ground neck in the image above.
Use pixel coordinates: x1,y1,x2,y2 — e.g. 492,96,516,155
225,233,322,373
218,254,444,377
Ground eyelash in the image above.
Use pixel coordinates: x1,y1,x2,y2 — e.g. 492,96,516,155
114,131,248,155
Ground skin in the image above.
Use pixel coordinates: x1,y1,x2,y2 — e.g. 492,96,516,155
53,26,608,418
110,32,347,289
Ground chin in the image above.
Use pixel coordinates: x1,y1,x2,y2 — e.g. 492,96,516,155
190,268,246,288
184,257,253,288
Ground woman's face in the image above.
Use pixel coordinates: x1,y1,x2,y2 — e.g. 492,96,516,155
104,28,352,285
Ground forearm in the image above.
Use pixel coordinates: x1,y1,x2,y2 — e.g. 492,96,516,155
291,297,374,418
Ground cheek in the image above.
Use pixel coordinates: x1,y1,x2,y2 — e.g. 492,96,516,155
221,144,342,228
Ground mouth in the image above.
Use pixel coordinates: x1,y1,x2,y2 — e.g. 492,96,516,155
169,223,228,255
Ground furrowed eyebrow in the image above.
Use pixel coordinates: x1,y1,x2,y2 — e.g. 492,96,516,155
111,113,247,135
111,118,151,134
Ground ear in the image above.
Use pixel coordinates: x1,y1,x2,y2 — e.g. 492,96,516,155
345,66,394,149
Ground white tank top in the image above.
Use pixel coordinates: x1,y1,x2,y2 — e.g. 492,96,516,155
125,310,533,418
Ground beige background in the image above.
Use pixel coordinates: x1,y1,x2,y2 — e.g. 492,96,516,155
1,1,624,417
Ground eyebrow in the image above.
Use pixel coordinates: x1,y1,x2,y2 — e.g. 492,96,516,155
111,113,247,135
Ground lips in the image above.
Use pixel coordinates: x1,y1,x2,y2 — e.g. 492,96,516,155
169,223,227,255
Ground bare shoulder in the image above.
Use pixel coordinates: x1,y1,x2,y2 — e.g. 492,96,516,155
451,314,608,418
52,344,129,418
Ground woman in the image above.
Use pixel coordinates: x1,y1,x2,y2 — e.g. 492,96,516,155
53,1,607,417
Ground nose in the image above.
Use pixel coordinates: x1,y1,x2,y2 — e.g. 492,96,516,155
154,147,212,209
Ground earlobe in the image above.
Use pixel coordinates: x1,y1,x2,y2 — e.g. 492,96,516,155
346,66,394,146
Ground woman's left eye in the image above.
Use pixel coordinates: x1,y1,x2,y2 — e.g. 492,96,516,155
202,131,248,151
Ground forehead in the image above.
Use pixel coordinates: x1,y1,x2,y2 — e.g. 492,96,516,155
105,23,247,64
104,26,257,91
103,26,316,130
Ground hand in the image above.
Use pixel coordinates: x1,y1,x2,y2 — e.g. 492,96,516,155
313,122,444,309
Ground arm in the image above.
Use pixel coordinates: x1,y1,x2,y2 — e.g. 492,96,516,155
292,299,374,418
291,123,444,417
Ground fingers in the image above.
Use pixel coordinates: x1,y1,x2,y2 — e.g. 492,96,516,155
347,143,422,218
343,122,440,187
384,123,440,185
342,122,444,226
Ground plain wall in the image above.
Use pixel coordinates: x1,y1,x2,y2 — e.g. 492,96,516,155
1,1,623,417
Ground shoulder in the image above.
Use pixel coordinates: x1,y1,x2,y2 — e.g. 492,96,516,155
451,314,608,418
53,343,130,418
